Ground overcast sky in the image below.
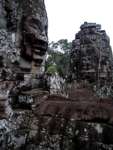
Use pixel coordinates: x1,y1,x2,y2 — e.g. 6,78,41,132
45,0,113,48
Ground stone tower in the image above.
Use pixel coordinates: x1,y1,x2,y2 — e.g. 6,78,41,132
70,22,113,97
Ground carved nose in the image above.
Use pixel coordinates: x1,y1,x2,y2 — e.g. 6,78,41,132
40,31,47,41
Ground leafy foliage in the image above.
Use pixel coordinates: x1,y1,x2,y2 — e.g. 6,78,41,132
45,39,72,78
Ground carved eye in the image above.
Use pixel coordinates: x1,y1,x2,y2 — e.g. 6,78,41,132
30,18,43,31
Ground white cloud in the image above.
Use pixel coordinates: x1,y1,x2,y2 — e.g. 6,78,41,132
45,0,113,48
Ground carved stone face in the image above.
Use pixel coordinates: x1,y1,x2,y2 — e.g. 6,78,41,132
71,23,113,86
2,0,48,73
21,15,48,66
18,0,48,72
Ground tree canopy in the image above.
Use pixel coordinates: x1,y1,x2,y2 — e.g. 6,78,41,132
45,39,72,78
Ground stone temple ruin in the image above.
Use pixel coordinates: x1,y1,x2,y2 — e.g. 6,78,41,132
70,22,113,98
0,0,113,149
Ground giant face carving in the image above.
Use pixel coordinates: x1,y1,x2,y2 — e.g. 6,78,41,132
3,0,48,72
19,0,48,71
21,15,48,66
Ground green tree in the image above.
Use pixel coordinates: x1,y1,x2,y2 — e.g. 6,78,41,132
45,39,72,78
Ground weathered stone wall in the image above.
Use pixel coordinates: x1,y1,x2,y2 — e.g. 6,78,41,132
1,94,113,150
